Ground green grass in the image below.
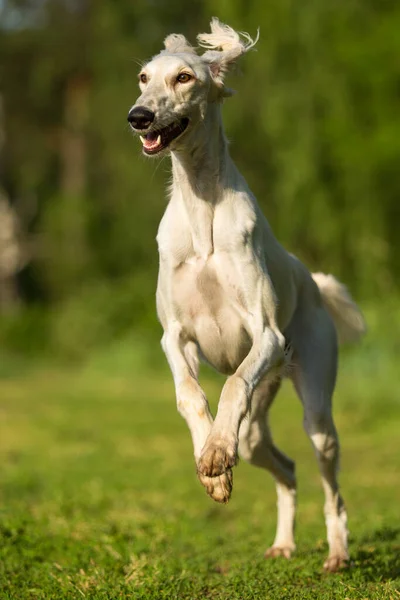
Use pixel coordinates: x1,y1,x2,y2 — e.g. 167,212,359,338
0,339,399,599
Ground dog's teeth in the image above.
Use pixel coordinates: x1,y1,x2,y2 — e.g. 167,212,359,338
156,135,161,145
139,135,146,145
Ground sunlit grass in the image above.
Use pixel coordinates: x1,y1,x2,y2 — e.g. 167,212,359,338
0,338,399,599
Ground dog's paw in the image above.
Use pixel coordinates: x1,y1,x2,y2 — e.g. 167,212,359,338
197,439,237,477
264,546,294,560
323,554,349,573
197,469,233,504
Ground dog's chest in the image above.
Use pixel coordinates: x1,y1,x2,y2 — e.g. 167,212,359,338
172,252,252,373
166,237,253,376
157,199,257,372
160,199,253,264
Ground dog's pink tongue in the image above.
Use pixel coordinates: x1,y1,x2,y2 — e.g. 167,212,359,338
144,131,161,150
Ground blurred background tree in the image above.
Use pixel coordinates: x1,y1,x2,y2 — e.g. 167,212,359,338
0,0,399,359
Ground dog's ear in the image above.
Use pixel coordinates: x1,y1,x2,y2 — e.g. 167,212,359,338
198,18,258,97
163,34,196,55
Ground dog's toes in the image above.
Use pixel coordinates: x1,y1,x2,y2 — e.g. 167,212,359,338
197,440,237,477
323,554,349,573
264,546,293,560
197,469,233,504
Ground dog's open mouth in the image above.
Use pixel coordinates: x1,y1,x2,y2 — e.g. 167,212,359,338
139,118,189,155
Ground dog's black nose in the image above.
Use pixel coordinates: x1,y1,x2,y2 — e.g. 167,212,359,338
127,106,155,130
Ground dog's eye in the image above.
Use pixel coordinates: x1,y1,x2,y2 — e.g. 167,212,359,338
139,73,147,84
176,73,192,84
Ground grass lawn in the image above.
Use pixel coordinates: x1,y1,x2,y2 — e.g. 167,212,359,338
0,337,399,599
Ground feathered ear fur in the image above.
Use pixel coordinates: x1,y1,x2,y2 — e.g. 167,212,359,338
163,34,196,55
197,18,259,96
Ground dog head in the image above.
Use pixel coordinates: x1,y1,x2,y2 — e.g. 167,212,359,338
127,18,258,156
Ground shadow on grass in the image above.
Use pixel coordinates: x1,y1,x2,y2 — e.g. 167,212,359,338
295,526,400,584
360,525,400,544
345,526,400,583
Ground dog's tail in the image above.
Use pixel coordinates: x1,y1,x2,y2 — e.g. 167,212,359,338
312,272,366,344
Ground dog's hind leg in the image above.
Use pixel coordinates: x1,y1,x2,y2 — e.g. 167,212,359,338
289,306,349,572
239,378,297,558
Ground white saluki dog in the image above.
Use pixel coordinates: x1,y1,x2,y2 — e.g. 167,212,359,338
127,19,365,572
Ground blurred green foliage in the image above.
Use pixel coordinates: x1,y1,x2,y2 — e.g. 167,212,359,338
0,0,399,359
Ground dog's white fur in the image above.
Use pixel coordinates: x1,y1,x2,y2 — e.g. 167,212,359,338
129,18,366,572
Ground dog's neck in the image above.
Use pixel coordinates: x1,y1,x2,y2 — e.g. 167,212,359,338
170,104,238,204
168,104,250,257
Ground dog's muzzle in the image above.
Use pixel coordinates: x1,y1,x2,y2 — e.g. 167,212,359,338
128,109,190,155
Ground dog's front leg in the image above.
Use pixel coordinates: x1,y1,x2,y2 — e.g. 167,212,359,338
198,327,285,485
162,324,233,503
